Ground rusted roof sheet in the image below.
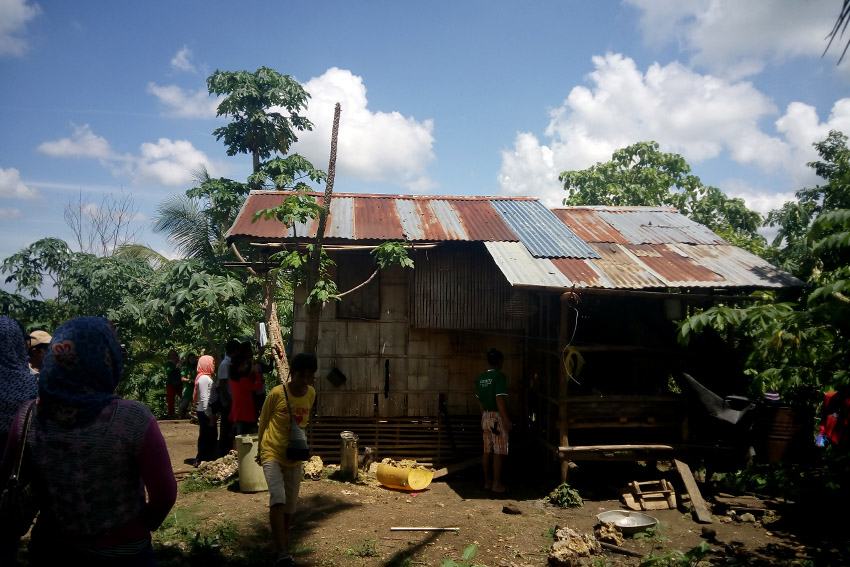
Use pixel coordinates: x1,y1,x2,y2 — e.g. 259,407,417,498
228,191,524,244
488,207,804,290
490,200,599,258
551,208,628,244
553,207,724,245
229,193,803,290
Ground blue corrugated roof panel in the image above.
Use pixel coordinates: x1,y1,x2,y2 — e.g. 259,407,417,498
489,199,599,259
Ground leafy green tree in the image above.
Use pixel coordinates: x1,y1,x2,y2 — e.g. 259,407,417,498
766,130,850,276
207,67,313,175
679,131,850,401
1,238,72,301
560,141,765,254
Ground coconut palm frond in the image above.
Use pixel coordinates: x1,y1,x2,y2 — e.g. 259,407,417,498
152,194,216,261
825,0,850,64
113,244,173,270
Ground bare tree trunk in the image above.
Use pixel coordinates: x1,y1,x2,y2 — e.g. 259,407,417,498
264,274,291,384
304,102,341,355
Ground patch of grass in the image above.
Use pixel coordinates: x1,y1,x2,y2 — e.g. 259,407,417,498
154,503,242,564
343,538,381,558
632,521,668,542
639,541,710,566
292,544,316,556
179,473,227,494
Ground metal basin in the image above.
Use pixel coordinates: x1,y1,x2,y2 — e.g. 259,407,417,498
596,510,658,535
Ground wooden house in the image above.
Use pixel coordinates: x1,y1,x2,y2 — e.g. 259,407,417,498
226,192,802,479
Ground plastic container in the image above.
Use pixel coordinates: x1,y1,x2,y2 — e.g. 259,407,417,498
376,463,434,491
340,431,359,481
236,434,268,493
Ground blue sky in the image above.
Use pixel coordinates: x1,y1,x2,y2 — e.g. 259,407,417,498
1,0,849,294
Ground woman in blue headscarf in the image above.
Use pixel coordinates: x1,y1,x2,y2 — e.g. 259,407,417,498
0,315,38,561
15,316,177,566
0,315,37,454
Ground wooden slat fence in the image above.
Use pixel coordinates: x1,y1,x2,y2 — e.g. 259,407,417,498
307,414,481,467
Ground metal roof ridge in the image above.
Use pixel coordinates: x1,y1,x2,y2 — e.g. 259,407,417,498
551,205,680,212
247,190,540,201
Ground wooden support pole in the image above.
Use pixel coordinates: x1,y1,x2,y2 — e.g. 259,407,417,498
558,292,572,483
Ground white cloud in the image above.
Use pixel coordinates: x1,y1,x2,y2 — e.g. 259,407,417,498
775,98,850,187
38,124,225,189
0,0,41,57
134,138,223,187
499,53,850,206
722,178,795,217
626,0,844,77
170,46,196,73
295,68,436,192
499,53,788,203
37,123,115,159
0,167,38,199
0,207,22,219
147,82,220,118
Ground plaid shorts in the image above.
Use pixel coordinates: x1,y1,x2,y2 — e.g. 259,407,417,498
481,411,509,455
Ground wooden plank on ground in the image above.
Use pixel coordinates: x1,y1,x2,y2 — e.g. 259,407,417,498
432,456,482,479
673,459,713,524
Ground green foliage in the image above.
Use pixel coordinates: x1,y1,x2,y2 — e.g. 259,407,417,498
632,522,667,542
343,539,381,558
639,542,710,567
249,154,328,190
441,544,484,567
208,67,313,165
253,192,323,235
372,241,414,269
560,141,765,253
544,483,583,508
679,131,850,401
1,237,72,300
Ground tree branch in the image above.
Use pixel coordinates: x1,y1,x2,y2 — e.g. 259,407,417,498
336,268,378,299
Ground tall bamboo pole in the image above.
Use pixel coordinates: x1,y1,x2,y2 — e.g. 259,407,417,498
304,102,341,355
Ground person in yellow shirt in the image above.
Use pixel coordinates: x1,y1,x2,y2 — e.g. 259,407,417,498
256,353,317,567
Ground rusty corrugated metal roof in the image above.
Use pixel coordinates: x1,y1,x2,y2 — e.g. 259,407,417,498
489,207,804,290
229,193,803,290
490,200,599,258
228,191,526,244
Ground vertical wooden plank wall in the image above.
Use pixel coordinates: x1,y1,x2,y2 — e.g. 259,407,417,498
290,246,527,420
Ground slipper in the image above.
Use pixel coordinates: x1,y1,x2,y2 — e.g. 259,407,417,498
274,554,294,567
491,486,508,494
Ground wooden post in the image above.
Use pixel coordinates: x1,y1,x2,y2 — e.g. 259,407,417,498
558,292,571,482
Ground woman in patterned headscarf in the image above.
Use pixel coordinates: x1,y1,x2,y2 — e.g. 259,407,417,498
17,316,177,566
0,315,38,561
0,316,38,450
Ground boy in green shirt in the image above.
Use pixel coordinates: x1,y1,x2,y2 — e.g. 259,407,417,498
475,348,512,493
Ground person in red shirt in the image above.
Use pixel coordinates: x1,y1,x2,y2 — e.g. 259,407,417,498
229,349,264,436
816,388,850,448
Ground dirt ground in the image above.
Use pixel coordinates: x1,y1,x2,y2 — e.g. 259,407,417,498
148,419,835,567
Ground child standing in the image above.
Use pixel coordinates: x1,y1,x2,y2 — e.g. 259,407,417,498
476,348,512,493
256,353,317,567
